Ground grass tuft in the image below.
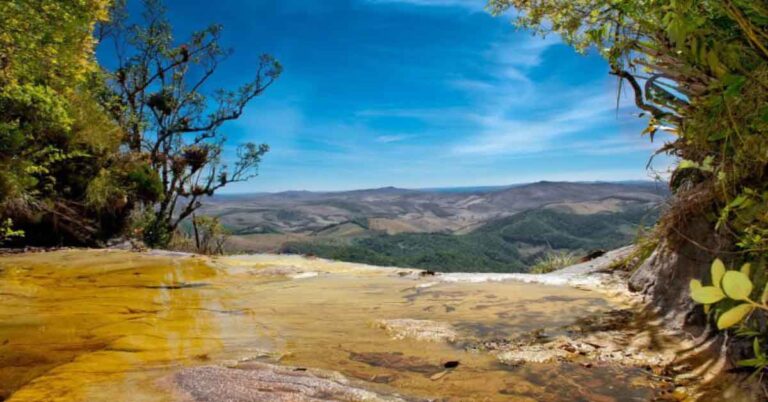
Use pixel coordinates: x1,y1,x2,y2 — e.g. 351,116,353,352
529,251,579,274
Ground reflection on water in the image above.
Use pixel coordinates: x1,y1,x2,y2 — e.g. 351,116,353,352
1,250,656,401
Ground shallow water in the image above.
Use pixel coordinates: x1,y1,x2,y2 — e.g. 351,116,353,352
1,250,659,401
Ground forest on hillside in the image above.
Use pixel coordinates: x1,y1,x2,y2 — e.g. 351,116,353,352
282,205,660,272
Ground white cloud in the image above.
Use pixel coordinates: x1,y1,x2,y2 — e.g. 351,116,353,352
569,136,659,156
449,34,559,91
456,91,619,155
492,34,560,68
500,168,665,184
364,0,486,11
375,134,411,143
356,107,470,123
362,34,561,125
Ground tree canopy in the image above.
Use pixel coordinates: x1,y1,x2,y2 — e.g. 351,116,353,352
488,0,768,374
489,0,768,256
0,0,281,246
98,0,281,245
0,0,122,244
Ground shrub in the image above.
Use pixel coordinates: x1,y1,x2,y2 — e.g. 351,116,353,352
183,215,229,255
529,251,578,274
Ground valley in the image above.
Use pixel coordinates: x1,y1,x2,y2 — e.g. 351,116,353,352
200,181,669,272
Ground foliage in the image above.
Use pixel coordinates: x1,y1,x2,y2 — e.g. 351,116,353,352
0,0,279,246
0,0,149,245
490,0,768,379
487,0,768,259
122,206,169,246
0,219,24,245
98,0,281,245
691,259,768,371
0,0,110,89
608,227,661,271
85,169,127,212
190,215,229,255
530,251,579,274
281,206,659,272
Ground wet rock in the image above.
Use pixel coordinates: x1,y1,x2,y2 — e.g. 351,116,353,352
290,271,319,279
497,347,569,366
371,374,396,384
566,309,634,333
375,319,457,343
107,237,146,251
146,249,194,258
429,370,451,381
170,362,409,401
253,265,307,276
348,351,443,375
498,380,545,398
142,282,209,290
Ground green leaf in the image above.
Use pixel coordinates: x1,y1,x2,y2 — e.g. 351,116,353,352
722,271,753,301
730,195,748,209
707,131,726,141
761,283,768,304
740,263,751,277
711,259,726,288
690,283,725,304
737,358,764,367
690,279,703,291
723,74,746,97
717,303,753,329
678,159,699,170
754,338,763,359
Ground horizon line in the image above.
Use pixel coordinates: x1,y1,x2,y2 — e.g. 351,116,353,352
215,179,668,196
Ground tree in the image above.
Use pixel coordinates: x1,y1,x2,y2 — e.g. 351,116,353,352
100,0,282,245
488,0,768,381
487,0,768,256
0,0,137,245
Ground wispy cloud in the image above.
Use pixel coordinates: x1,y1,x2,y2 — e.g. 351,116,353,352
356,107,469,123
375,134,411,143
449,34,559,91
456,91,619,155
215,0,659,192
493,34,561,68
364,0,486,11
569,135,660,156
361,34,561,124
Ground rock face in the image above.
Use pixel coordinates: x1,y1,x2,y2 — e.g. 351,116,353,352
170,362,409,402
628,217,718,332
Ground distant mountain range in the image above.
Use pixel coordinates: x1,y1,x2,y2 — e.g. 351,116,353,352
200,181,669,272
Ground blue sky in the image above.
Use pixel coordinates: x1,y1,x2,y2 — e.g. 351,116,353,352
112,0,673,192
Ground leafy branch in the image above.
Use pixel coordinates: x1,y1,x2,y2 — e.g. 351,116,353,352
691,259,768,370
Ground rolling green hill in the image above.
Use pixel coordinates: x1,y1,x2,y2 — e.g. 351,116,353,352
280,204,660,273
